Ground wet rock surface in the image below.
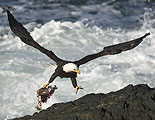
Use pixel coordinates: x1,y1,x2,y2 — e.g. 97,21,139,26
12,84,155,120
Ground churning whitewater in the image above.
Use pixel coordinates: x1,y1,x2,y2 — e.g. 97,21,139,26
0,1,155,119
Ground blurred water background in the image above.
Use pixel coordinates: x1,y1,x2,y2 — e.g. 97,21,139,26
0,0,155,119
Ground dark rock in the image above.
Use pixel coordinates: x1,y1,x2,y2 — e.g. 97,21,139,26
11,84,155,120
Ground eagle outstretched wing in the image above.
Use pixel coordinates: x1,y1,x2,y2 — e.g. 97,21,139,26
7,10,61,63
75,33,150,66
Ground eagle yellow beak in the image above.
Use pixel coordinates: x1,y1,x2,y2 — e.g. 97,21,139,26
74,69,80,74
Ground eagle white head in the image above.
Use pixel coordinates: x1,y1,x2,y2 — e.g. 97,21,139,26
63,63,80,74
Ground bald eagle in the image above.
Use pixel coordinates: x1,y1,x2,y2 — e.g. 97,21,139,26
7,10,150,93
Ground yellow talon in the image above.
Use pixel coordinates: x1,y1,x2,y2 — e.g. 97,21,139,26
43,82,49,88
76,86,83,94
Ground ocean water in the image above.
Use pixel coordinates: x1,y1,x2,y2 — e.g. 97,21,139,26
0,0,155,119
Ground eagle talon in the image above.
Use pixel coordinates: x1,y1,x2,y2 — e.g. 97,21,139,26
76,86,83,94
43,82,49,88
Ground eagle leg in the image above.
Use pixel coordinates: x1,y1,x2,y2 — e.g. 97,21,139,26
71,77,83,94
43,72,58,88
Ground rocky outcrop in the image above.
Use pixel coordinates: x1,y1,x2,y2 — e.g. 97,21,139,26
12,84,155,120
